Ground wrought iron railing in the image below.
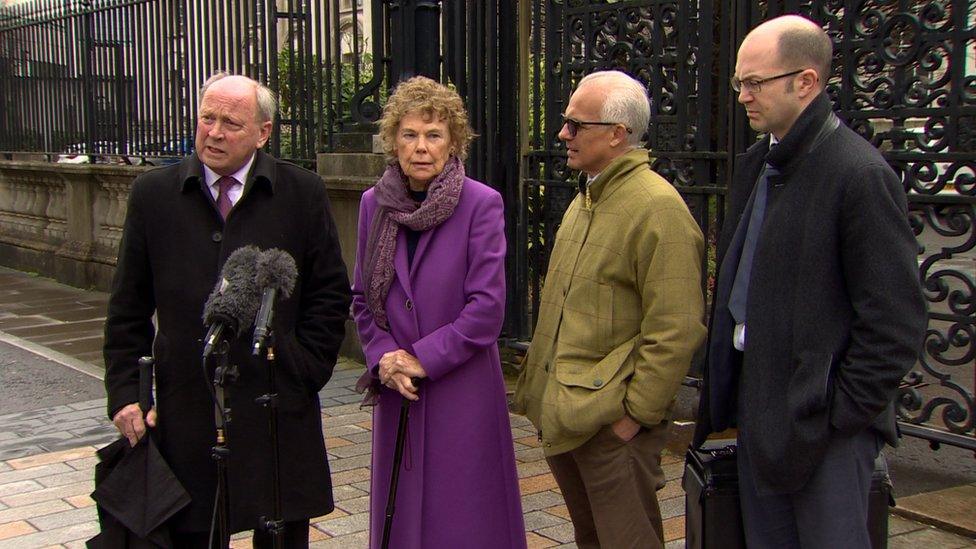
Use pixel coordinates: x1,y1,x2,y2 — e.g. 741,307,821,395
0,0,382,167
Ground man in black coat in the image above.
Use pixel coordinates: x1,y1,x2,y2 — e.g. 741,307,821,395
104,73,351,547
693,15,926,548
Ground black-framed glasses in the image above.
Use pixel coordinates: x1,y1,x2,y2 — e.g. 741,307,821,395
730,69,805,93
561,115,633,138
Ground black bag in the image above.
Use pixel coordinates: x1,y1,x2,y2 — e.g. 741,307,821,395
682,441,746,549
682,440,894,549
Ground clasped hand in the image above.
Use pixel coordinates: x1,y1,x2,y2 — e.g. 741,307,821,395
378,349,427,401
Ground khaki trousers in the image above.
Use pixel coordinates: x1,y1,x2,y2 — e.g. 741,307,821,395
545,421,669,549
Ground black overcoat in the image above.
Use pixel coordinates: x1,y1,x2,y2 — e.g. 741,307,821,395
104,151,351,532
694,93,926,495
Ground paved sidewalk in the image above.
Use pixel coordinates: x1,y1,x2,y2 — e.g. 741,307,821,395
0,267,974,548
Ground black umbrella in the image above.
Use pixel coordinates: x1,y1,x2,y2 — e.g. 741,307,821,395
87,357,190,549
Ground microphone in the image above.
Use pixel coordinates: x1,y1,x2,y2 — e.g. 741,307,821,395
202,246,264,357
252,249,298,355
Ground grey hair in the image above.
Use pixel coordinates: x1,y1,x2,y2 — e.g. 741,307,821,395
200,72,279,123
578,70,650,147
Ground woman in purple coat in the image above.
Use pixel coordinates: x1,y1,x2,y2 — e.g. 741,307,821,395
352,76,526,548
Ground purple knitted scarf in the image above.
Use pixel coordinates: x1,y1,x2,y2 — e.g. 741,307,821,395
363,156,464,330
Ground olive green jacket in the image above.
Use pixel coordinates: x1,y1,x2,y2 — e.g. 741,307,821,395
512,148,707,456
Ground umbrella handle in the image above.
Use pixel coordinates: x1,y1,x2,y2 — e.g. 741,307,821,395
138,356,154,415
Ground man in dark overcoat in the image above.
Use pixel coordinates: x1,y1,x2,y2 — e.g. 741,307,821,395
693,15,926,548
103,73,351,548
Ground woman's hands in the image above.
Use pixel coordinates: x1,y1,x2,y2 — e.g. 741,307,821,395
378,349,428,401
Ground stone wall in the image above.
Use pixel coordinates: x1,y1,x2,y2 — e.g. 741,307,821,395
0,161,139,290
0,154,385,360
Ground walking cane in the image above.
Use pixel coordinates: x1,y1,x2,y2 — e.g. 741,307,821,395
381,378,421,549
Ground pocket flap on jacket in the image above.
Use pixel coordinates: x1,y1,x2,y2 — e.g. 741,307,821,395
787,350,834,419
554,341,634,390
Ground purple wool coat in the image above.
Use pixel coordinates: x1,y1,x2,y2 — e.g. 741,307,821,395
352,177,527,549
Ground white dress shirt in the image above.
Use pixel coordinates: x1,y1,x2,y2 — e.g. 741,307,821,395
203,153,256,207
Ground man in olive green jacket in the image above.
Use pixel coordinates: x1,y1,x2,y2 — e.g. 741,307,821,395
512,71,706,549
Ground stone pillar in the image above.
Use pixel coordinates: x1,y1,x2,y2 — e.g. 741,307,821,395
55,171,97,288
317,151,387,361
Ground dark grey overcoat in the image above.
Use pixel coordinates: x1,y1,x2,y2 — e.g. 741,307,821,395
694,93,926,495
104,151,351,532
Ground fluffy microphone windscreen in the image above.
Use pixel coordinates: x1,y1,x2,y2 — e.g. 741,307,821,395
256,248,298,298
202,245,264,335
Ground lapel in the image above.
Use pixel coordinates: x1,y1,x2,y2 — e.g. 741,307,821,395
409,229,434,279
716,175,759,307
393,229,413,300
179,155,224,224
716,146,767,307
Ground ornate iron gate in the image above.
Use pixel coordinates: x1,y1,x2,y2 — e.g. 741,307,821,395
516,0,975,451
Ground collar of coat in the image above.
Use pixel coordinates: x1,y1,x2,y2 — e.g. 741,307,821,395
584,148,651,205
756,91,833,174
179,149,276,196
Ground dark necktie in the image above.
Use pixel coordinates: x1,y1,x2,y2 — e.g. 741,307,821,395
216,176,235,220
728,163,779,324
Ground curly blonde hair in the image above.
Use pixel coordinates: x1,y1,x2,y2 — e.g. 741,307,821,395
378,76,475,162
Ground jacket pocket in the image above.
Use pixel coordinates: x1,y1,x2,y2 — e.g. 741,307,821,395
787,351,834,420
550,343,633,436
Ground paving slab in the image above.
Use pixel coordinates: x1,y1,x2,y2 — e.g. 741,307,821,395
895,483,976,538
27,506,97,532
0,464,73,486
0,317,62,330
0,521,97,548
0,500,74,525
889,514,929,536
887,524,976,548
308,530,368,549
314,511,369,537
4,319,105,339
334,494,369,515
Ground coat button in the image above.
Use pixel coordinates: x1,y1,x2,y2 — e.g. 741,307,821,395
405,299,413,311
211,231,222,243
593,378,603,387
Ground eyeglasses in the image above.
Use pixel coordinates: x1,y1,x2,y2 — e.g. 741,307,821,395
730,69,805,93
561,115,633,138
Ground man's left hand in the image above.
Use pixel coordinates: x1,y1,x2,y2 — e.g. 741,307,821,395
611,415,641,442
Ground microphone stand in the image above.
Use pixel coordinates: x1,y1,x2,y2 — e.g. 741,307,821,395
255,330,284,549
210,341,237,549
